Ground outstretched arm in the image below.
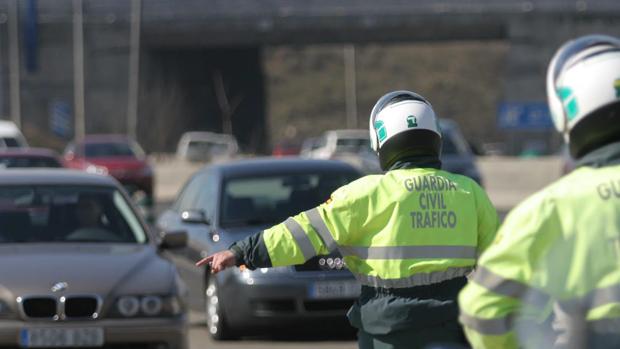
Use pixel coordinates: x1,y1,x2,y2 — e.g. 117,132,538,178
195,230,271,274
195,250,236,274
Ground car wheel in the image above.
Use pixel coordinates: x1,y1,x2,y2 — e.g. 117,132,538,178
205,277,237,340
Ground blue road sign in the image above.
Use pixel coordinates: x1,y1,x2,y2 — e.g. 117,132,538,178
50,100,72,138
497,102,553,130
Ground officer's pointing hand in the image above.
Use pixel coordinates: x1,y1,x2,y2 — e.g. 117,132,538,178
195,250,236,274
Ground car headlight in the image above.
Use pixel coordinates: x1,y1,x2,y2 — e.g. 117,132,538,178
141,296,162,316
117,296,140,317
113,295,183,318
85,164,108,175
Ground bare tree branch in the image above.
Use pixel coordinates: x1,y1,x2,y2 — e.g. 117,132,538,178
212,70,244,135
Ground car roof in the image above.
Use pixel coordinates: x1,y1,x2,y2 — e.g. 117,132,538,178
204,157,360,178
0,169,118,186
0,120,20,132
0,147,60,157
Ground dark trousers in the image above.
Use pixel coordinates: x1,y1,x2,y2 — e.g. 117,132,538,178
357,321,468,349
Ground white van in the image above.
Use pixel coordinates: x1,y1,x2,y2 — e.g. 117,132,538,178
176,131,238,162
0,120,28,148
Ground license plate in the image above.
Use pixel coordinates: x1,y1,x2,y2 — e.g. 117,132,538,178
309,280,360,299
19,328,104,348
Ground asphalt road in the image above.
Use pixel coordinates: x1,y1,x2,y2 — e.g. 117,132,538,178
186,311,357,349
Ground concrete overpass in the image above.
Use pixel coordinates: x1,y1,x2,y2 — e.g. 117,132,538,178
0,0,619,152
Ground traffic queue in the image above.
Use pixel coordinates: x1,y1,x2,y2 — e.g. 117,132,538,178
1,33,620,349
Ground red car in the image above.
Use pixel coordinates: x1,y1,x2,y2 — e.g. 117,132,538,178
0,148,64,168
271,140,301,157
63,135,154,205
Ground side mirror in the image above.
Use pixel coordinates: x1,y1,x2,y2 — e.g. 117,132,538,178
158,230,188,249
181,210,210,225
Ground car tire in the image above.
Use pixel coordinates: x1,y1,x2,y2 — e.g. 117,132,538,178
205,276,237,340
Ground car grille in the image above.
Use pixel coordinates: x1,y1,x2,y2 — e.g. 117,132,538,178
294,253,347,272
22,297,56,318
65,296,99,318
19,295,100,320
252,300,296,314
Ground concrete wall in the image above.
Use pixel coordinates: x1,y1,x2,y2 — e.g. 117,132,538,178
0,0,619,153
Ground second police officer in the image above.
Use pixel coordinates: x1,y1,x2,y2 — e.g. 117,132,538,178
197,90,499,349
459,34,620,349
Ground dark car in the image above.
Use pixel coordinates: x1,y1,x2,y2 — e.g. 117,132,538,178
0,148,64,169
0,170,188,349
157,158,362,339
63,135,154,205
439,119,483,185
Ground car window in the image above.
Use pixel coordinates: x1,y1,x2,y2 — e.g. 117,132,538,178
0,156,62,169
84,142,138,158
0,185,147,243
335,138,371,153
1,137,20,148
219,171,358,228
174,172,207,212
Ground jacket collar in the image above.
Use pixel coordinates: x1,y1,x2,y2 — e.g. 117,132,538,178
388,156,442,171
576,141,620,168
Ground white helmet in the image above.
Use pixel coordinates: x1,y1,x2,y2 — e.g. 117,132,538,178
369,90,442,170
547,34,620,158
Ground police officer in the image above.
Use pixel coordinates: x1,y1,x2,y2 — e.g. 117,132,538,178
459,34,620,349
197,90,499,348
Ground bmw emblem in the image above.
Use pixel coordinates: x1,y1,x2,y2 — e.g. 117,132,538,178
51,282,68,293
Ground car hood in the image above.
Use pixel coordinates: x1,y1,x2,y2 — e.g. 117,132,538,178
0,243,175,299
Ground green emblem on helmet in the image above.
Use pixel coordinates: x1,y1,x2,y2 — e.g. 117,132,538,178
407,115,418,128
374,120,387,142
615,79,620,98
557,86,579,121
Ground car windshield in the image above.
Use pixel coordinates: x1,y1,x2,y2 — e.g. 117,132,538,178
220,171,358,228
1,137,20,148
0,156,61,169
187,141,232,158
0,185,147,244
84,142,143,158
